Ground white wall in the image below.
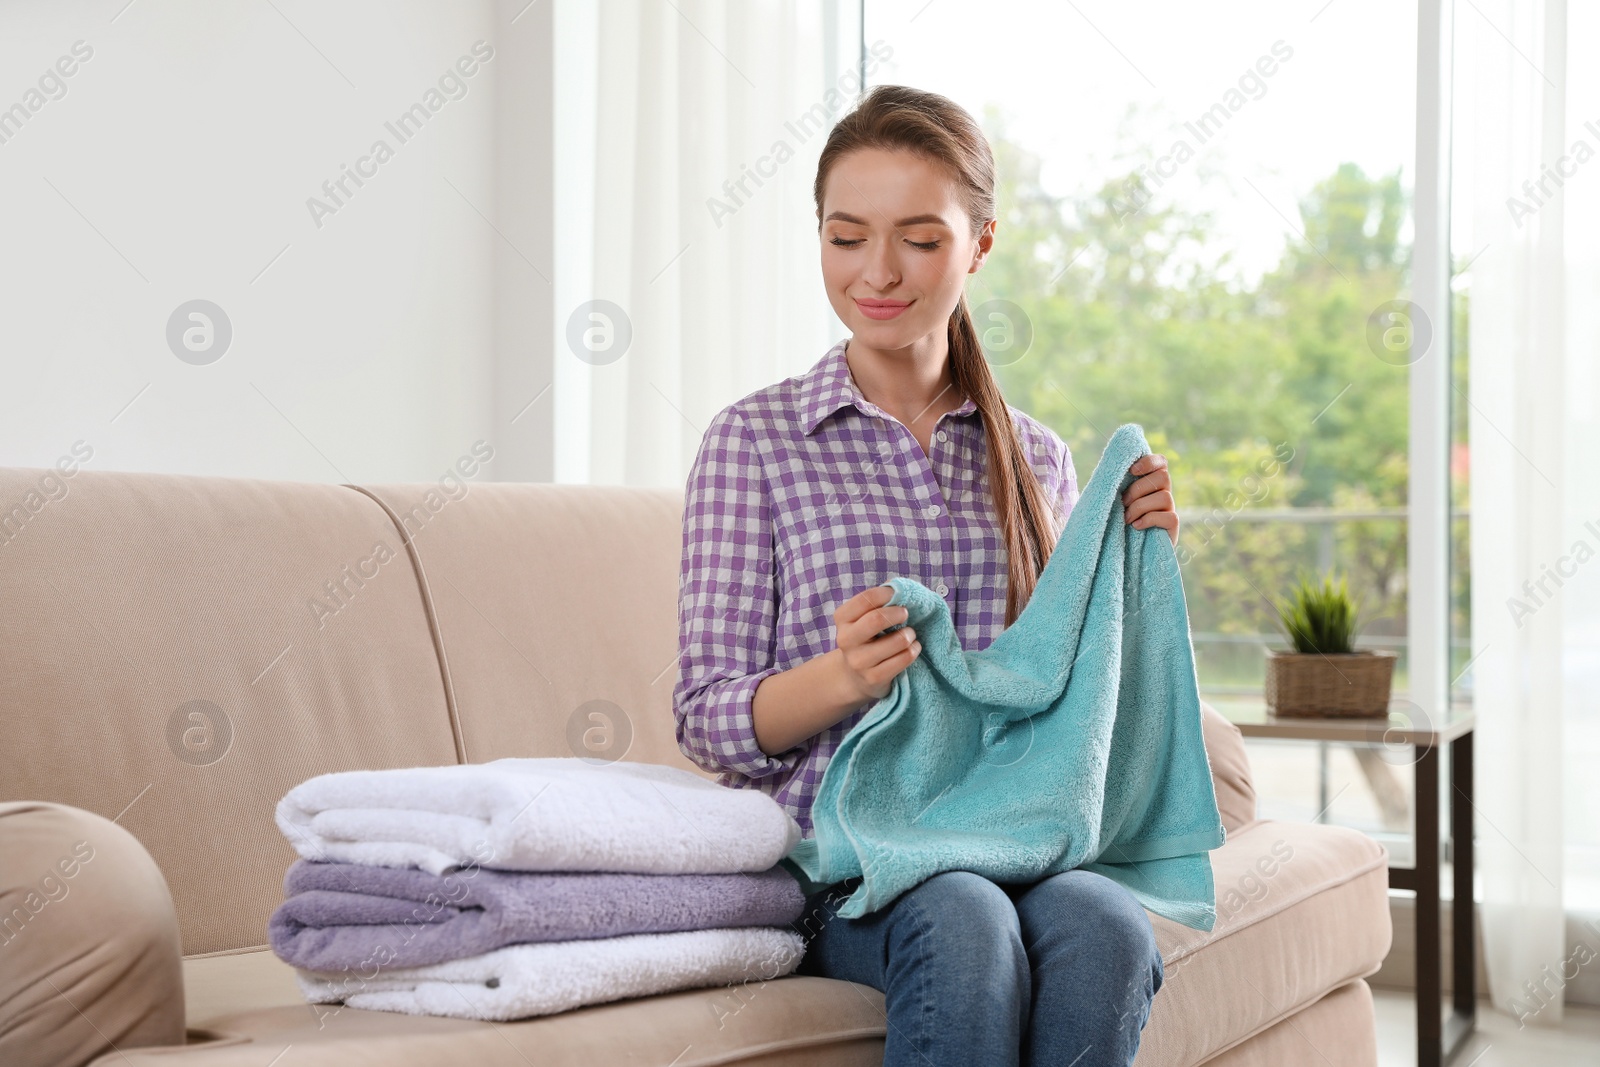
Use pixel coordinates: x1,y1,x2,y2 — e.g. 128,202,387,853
0,0,553,484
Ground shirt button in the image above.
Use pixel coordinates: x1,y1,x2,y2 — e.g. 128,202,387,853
936,582,949,596
936,430,948,442
926,503,941,517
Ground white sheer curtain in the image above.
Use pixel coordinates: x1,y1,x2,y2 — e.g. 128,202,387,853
553,0,859,487
1464,0,1600,1024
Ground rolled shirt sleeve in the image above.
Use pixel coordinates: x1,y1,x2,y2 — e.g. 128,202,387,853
1052,434,1081,535
673,406,804,781
1060,442,1080,520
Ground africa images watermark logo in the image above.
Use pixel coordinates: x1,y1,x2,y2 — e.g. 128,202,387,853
1505,115,1600,228
305,41,495,229
1110,39,1295,221
1505,513,1600,629
705,40,895,228
0,39,94,147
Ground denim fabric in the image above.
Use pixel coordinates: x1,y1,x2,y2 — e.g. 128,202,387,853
790,868,1163,1067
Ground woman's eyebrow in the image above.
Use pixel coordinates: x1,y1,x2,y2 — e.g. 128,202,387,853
823,211,951,228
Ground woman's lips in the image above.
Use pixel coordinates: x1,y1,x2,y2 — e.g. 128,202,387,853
855,298,912,321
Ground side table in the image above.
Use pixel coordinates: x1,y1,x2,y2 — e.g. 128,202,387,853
1218,701,1477,1067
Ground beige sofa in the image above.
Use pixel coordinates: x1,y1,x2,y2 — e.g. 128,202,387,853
0,463,1393,1066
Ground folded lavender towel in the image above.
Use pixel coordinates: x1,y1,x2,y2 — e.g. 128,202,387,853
268,859,805,972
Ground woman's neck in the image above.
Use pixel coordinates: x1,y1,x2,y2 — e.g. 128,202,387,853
844,336,965,430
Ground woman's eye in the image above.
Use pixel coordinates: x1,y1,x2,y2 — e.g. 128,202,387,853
828,236,942,251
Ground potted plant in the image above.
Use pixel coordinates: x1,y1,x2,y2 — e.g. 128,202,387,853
1264,571,1396,718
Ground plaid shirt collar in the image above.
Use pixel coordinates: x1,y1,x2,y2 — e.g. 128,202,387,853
799,339,980,436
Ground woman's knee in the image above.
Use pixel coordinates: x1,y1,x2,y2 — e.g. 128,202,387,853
907,870,1017,929
893,871,1026,962
1018,871,1162,988
800,870,1032,1003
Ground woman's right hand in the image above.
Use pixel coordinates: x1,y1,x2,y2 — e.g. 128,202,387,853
832,584,922,704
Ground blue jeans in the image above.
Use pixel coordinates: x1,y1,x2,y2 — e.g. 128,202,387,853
790,868,1163,1067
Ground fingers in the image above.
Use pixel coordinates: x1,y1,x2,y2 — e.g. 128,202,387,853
1125,451,1177,552
1122,468,1171,505
863,625,920,673
835,583,896,627
831,586,923,705
846,605,915,657
855,629,922,691
838,585,915,652
1126,453,1166,477
1129,508,1178,538
1124,489,1174,522
842,587,901,635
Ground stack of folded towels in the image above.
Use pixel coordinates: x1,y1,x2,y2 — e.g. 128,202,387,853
270,757,807,1022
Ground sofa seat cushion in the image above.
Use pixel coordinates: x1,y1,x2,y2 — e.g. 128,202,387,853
1198,980,1378,1066
1134,819,1392,1066
90,974,888,1067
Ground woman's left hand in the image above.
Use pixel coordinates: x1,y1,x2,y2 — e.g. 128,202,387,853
1122,453,1179,548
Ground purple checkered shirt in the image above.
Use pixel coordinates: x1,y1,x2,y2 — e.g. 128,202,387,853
673,338,1080,838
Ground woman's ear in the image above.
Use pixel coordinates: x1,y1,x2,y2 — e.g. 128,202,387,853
969,218,997,273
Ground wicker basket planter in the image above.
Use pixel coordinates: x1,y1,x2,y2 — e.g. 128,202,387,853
1264,649,1396,718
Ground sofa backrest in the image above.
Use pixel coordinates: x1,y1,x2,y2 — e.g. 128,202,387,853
1,463,1257,958
352,482,694,770
0,467,709,957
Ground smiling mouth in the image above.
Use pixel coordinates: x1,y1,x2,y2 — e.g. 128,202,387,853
855,298,912,320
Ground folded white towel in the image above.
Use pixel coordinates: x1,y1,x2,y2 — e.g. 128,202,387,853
276,758,800,875
295,926,806,1021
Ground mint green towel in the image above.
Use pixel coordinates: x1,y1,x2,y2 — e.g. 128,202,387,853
782,422,1226,931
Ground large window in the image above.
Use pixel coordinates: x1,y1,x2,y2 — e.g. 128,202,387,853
864,0,1430,852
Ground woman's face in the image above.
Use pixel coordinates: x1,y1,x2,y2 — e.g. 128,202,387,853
818,147,994,352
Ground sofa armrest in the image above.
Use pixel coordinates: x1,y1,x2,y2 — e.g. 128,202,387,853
1199,701,1258,836
0,801,185,1067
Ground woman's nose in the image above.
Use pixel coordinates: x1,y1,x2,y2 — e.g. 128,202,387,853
861,243,900,289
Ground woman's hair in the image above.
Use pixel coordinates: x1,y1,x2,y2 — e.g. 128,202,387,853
813,84,1060,627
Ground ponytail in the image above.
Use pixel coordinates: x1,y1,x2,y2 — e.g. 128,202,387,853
947,295,1060,625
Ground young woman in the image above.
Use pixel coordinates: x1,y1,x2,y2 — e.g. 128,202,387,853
674,84,1180,1067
